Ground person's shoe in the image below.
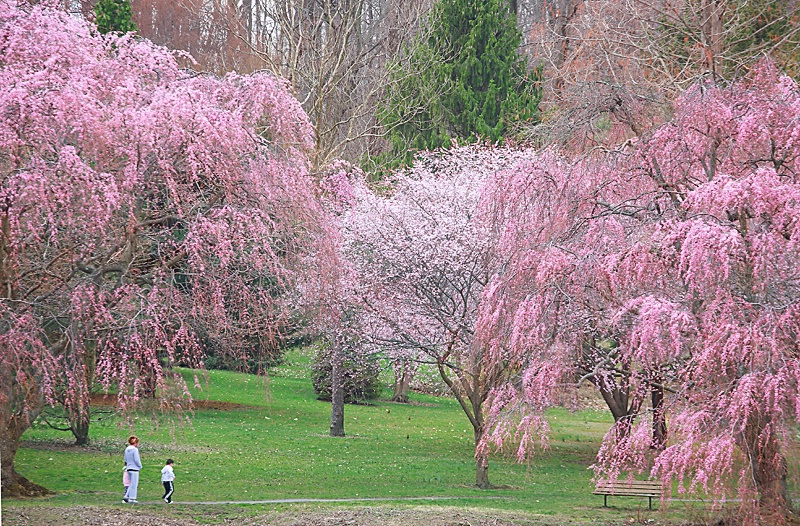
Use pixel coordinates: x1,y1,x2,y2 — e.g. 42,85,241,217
164,498,169,503
129,500,138,504
122,498,129,503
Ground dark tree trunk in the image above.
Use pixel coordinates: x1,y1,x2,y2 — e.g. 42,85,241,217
593,374,642,440
391,359,412,403
0,344,51,496
509,0,518,18
68,341,93,446
0,409,52,497
650,382,667,450
70,405,91,446
753,453,792,524
743,417,794,523
329,343,345,437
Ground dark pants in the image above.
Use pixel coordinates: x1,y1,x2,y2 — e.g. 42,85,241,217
162,481,174,503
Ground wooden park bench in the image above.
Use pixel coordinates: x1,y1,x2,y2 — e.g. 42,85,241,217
594,479,663,510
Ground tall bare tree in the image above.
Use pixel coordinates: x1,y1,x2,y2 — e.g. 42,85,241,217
210,0,433,166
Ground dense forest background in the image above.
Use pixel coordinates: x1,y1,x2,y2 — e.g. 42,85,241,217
67,0,800,167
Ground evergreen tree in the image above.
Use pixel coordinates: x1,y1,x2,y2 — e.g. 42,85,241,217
378,0,540,166
94,0,137,35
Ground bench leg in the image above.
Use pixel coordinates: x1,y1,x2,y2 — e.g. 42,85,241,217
604,495,607,507
649,496,652,511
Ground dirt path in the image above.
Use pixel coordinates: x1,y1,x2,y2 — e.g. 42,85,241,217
3,504,583,526
145,496,506,505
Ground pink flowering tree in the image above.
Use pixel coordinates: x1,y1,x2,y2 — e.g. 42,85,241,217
0,1,328,495
478,61,800,523
476,149,677,455
340,146,548,488
623,62,800,522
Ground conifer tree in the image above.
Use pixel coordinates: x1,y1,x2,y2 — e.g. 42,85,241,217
379,0,540,166
94,0,137,34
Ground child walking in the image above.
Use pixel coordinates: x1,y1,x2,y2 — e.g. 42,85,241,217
122,462,130,498
161,459,175,503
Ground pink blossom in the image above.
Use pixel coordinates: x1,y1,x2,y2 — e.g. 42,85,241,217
0,1,332,491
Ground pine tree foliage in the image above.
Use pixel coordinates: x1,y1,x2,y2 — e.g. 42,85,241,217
94,0,137,34
379,0,540,165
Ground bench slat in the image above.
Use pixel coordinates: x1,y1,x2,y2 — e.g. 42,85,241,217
595,483,661,490
597,484,662,489
593,490,660,496
595,481,662,486
595,486,661,492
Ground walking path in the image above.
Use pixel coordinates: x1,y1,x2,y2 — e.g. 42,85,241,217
131,495,756,506
135,496,506,505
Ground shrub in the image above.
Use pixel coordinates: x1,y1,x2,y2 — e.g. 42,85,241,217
312,344,382,403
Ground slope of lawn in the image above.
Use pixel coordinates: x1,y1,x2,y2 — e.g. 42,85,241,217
8,348,736,524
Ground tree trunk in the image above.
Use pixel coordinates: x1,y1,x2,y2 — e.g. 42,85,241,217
69,340,93,446
594,379,642,440
70,405,91,446
391,359,413,403
700,0,724,79
474,427,490,489
650,382,667,450
0,410,51,497
329,343,345,437
434,343,491,489
744,419,793,523
753,454,792,524
0,341,51,496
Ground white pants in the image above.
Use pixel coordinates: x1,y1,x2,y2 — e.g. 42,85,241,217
126,470,140,500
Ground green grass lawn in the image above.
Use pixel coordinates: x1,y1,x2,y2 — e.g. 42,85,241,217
7,348,738,524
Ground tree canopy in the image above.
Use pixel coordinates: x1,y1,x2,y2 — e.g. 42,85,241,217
0,0,331,495
339,146,548,488
476,61,800,523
